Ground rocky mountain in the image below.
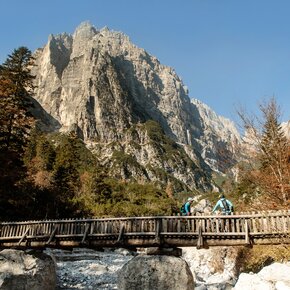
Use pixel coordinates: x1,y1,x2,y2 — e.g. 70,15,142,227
30,21,242,192
191,98,242,174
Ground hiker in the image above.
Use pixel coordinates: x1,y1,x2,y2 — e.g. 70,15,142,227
212,194,234,215
180,197,194,216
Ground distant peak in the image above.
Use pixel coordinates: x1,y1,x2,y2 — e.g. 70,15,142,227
73,21,97,39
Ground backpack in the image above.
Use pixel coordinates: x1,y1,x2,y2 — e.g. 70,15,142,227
180,204,186,214
221,199,230,212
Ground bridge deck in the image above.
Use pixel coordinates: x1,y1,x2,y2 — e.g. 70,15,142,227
0,211,289,249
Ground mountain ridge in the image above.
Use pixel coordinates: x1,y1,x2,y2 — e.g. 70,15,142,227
30,21,243,192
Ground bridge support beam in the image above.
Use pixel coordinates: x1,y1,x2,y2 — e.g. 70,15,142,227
81,224,90,244
154,218,161,245
245,220,251,245
46,226,58,245
18,228,30,246
197,222,204,249
116,224,125,244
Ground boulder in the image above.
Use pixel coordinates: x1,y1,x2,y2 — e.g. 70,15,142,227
0,249,56,290
118,255,194,290
276,281,290,290
258,262,290,283
182,246,240,289
234,262,290,290
233,272,275,290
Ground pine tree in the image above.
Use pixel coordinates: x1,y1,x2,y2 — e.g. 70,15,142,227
0,47,35,154
259,98,289,204
0,47,36,219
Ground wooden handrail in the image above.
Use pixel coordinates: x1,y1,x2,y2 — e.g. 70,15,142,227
0,210,289,224
0,211,288,249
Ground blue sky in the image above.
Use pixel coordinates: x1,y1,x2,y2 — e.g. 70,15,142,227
1,0,290,124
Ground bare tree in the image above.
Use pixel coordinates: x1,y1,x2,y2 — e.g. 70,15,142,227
238,97,289,206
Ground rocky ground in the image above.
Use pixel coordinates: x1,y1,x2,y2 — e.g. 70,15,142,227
48,247,238,290
46,248,135,289
45,247,290,290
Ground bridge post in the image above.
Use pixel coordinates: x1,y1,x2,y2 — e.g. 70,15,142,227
245,220,250,245
81,223,90,244
197,221,203,249
116,224,125,244
154,218,161,245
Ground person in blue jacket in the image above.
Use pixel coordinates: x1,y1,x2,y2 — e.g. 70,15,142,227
181,197,194,216
212,194,233,215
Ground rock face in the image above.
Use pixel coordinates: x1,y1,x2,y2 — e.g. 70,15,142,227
0,249,56,290
191,99,242,174
118,255,194,290
31,21,243,190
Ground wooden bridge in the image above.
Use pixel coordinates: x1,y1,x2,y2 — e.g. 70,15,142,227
0,211,289,249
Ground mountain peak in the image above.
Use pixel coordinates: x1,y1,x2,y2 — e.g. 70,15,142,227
73,21,97,39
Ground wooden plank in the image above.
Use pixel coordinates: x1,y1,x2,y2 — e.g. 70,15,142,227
269,216,275,232
225,218,230,232
205,219,210,233
8,225,15,238
197,222,203,249
215,219,220,233
168,219,173,233
191,219,195,233
18,227,30,245
155,219,161,243
2,225,8,237
162,219,168,234
0,211,288,225
116,224,125,243
160,232,245,237
177,219,181,233
1,211,288,225
282,215,288,232
252,217,257,233
46,226,58,245
245,220,250,245
236,218,240,233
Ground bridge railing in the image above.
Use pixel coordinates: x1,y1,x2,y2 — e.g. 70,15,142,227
0,210,289,247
